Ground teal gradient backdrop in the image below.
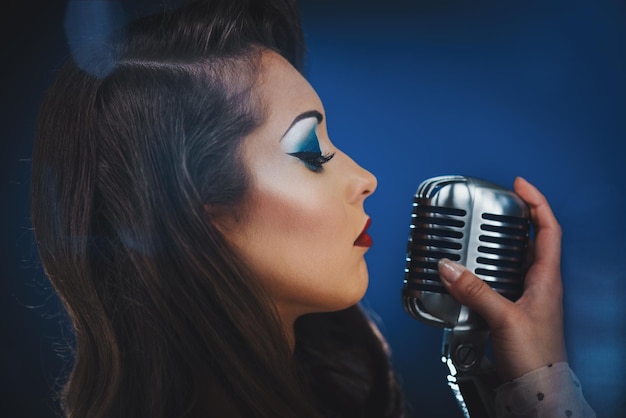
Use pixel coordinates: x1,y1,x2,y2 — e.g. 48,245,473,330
2,1,624,417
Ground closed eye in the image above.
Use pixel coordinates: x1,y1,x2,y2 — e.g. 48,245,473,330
288,151,335,172
281,112,333,172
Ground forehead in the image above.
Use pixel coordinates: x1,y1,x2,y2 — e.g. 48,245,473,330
256,51,324,127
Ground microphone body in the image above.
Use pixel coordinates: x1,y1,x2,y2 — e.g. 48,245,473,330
402,175,531,418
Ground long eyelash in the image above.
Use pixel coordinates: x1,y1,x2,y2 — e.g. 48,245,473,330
288,151,336,172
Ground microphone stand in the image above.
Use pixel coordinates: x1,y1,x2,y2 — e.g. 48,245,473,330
441,327,500,418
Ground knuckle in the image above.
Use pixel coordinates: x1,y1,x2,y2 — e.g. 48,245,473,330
461,273,488,300
546,213,561,231
554,222,562,237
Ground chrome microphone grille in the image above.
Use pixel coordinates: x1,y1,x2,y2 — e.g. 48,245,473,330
474,212,529,296
405,204,467,292
402,176,530,328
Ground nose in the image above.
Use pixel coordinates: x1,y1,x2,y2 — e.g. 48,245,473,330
343,151,377,203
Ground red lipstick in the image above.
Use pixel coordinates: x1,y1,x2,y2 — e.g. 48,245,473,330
354,218,373,247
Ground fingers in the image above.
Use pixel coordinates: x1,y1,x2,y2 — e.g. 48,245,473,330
438,258,515,330
514,177,562,272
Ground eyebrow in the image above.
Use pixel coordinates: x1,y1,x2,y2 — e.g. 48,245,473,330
281,110,324,139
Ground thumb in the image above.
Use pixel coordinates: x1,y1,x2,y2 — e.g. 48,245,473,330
438,258,514,329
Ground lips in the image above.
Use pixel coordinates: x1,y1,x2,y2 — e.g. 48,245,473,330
354,218,373,247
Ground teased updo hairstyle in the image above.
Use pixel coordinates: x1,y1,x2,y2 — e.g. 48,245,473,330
31,0,403,416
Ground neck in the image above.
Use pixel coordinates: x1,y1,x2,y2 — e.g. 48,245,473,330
276,305,299,352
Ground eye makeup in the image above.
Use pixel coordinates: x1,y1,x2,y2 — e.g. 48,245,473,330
280,112,335,172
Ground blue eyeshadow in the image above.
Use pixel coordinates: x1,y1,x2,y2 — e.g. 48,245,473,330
296,128,322,153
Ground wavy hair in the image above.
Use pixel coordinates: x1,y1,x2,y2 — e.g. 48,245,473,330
31,1,403,416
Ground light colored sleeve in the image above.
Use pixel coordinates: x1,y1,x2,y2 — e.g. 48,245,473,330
494,362,596,418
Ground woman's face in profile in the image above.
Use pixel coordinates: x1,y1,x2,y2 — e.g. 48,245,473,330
220,51,377,325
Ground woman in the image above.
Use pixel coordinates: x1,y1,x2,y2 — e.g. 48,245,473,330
30,0,594,416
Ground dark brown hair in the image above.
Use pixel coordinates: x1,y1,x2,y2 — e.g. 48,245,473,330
31,1,403,416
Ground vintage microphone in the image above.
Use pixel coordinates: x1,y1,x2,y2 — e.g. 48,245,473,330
402,175,531,418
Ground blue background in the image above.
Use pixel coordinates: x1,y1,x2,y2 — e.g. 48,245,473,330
2,0,624,417
298,1,626,417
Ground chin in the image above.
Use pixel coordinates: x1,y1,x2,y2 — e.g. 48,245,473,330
343,271,370,308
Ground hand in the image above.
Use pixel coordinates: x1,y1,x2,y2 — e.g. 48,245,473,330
438,177,567,382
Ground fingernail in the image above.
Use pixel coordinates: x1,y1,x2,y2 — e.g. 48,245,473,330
515,176,529,186
438,258,464,284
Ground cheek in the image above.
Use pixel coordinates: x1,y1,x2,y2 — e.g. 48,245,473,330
247,178,349,262
237,176,366,312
